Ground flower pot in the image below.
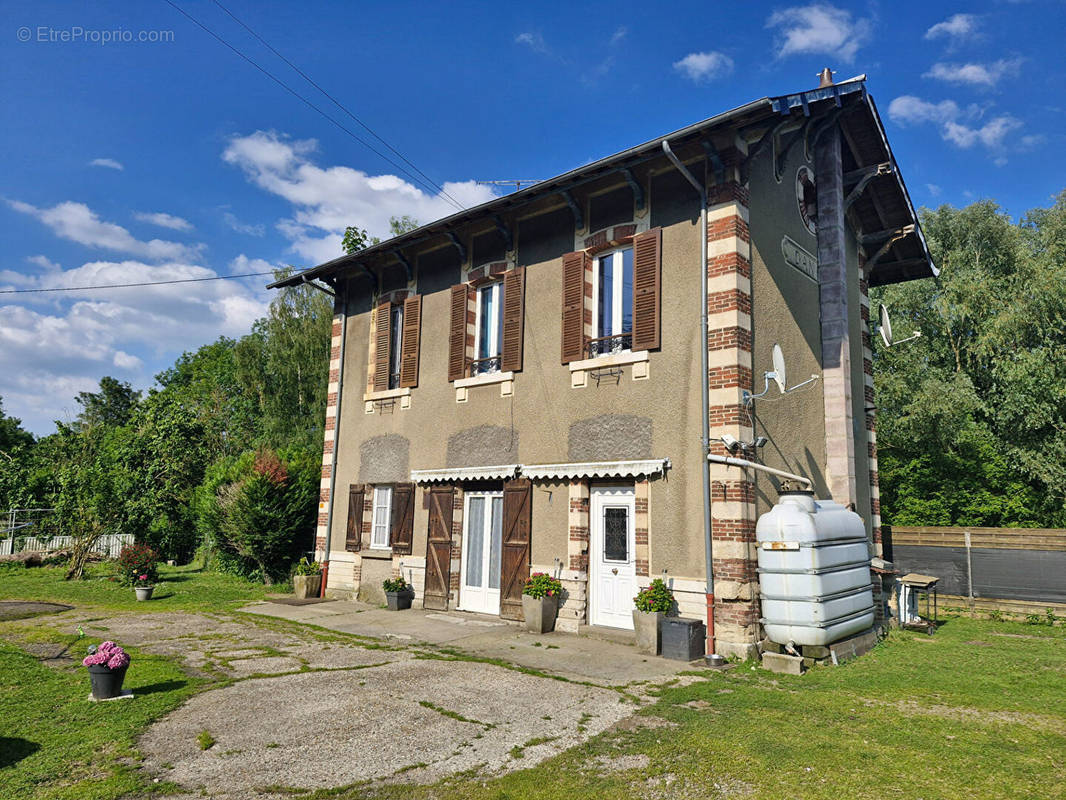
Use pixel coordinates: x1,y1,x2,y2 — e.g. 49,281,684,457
293,573,322,599
632,610,663,655
87,664,128,700
386,588,415,611
522,594,558,634
134,586,154,602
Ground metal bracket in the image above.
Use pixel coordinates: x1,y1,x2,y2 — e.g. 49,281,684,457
621,168,645,212
861,224,915,247
373,398,397,414
701,140,725,186
492,215,513,252
773,120,811,182
844,162,894,212
867,226,913,268
393,251,414,283
447,232,467,264
562,189,584,231
589,366,623,386
357,264,377,293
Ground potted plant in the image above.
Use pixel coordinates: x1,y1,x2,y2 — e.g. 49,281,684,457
83,641,131,700
293,557,323,599
133,573,154,602
633,578,675,655
383,575,415,610
522,572,562,634
117,543,159,600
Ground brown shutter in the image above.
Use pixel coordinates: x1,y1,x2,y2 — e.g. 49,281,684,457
448,284,468,381
390,483,415,555
561,251,588,363
373,301,391,391
501,267,525,373
631,227,662,351
423,486,453,610
345,484,365,552
399,295,421,388
499,478,532,620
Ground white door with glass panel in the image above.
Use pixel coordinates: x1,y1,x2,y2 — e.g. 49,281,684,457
460,492,503,615
589,486,636,629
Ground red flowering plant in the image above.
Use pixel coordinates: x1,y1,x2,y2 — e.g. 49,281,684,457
117,543,159,587
83,641,131,670
634,578,675,614
522,572,562,599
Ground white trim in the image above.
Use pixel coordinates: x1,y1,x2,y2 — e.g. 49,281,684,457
364,387,412,402
410,464,520,484
569,349,649,373
473,280,502,367
459,490,503,615
522,459,669,481
454,370,514,389
370,486,392,549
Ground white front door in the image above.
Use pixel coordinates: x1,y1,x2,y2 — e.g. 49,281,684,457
459,492,503,615
589,485,636,629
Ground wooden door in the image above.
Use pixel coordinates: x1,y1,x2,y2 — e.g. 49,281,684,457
423,486,453,610
499,478,532,620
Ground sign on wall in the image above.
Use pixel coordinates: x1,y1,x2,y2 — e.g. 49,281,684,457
781,235,818,282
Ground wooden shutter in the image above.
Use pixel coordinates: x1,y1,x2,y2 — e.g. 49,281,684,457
501,267,525,373
499,478,532,620
561,251,588,363
631,227,662,351
423,486,453,610
373,301,391,391
399,295,421,388
345,484,365,552
390,483,415,555
448,285,468,381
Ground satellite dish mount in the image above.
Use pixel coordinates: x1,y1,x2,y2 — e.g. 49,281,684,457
743,343,820,405
878,303,921,348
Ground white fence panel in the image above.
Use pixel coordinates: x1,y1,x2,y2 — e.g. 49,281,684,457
1,533,133,558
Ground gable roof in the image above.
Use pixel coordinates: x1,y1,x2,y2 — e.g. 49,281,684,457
270,75,935,293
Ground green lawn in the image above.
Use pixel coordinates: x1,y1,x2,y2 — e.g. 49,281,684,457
0,560,275,613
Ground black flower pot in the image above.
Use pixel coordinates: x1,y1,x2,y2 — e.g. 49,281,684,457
87,664,128,700
386,588,414,611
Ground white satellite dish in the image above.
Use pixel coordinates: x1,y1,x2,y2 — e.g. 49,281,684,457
878,303,921,347
771,343,787,394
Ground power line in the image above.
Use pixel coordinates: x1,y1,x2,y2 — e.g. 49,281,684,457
208,0,466,211
0,271,276,294
161,0,466,213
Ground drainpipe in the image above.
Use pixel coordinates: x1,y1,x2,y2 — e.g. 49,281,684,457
661,140,722,665
321,288,348,596
707,454,813,488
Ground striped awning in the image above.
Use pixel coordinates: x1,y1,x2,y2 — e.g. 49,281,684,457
521,459,670,481
409,464,520,484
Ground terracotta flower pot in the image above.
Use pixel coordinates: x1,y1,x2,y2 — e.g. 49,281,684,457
632,610,663,655
87,664,128,700
293,573,322,599
522,594,558,634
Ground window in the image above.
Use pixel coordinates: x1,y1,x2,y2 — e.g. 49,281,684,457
388,304,404,389
370,486,392,549
472,280,504,375
591,247,633,356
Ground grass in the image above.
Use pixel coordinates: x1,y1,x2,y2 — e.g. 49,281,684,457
0,560,275,613
196,730,216,750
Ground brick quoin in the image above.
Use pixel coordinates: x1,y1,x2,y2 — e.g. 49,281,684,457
331,321,342,336
325,416,336,431
865,414,876,431
707,364,753,390
327,392,338,405
319,488,330,502
314,535,326,550
569,554,589,571
317,513,329,526
711,519,756,541
634,528,649,545
707,404,748,427
330,345,341,360
715,603,760,626
871,498,881,514
711,481,756,502
322,440,334,455
706,253,752,279
864,386,875,404
870,471,879,487
707,289,752,315
584,230,608,249
329,368,339,382
707,327,753,352
863,358,874,376
860,304,870,323
636,559,649,577
707,181,749,207
320,464,331,479
613,224,636,240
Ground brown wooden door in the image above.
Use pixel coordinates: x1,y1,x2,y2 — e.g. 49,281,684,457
499,478,532,620
423,486,454,610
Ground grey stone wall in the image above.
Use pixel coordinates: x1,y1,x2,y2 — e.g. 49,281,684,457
568,415,652,462
358,435,410,484
446,425,519,467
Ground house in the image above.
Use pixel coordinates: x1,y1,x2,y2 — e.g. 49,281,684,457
269,72,935,660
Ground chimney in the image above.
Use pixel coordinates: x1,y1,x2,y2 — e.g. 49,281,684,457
817,67,835,88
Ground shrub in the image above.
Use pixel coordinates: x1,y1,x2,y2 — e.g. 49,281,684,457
523,572,562,599
383,576,410,593
116,543,159,587
293,557,321,576
634,578,675,614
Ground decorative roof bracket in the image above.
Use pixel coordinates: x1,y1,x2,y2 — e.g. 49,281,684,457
562,189,584,231
773,119,811,182
393,251,414,283
621,168,645,211
446,231,467,263
701,139,725,186
493,214,513,252
844,162,894,212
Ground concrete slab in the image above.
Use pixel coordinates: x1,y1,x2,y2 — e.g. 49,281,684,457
761,652,805,675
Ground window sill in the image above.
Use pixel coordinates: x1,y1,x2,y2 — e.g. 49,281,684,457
359,548,393,560
455,370,514,402
570,350,649,387
364,387,411,413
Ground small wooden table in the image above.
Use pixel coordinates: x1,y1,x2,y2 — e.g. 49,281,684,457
899,573,939,634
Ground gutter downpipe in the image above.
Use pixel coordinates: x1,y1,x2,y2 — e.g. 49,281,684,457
661,139,721,665
321,287,347,596
707,454,813,488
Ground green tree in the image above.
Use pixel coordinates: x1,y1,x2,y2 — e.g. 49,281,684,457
342,215,419,255
74,377,141,430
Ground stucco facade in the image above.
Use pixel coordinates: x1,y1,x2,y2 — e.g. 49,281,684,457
277,75,933,659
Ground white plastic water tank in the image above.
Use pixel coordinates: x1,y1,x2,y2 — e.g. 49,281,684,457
756,491,875,646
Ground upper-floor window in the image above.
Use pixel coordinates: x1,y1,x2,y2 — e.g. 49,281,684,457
472,280,504,376
370,485,392,548
388,304,404,389
591,247,633,356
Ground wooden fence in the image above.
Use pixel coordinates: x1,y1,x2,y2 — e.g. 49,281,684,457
887,525,1066,614
0,533,133,559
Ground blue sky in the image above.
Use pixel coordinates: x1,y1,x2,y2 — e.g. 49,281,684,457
2,0,1063,435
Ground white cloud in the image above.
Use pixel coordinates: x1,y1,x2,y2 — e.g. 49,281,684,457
112,350,143,369
515,31,549,54
89,158,124,171
926,184,942,197
925,13,980,41
924,59,1023,88
889,94,1024,155
8,200,204,262
222,130,497,266
610,27,627,46
223,211,266,237
765,3,872,63
27,255,61,272
673,51,735,83
133,211,194,232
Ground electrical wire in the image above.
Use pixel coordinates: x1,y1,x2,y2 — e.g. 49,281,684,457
207,0,466,212
161,0,466,212
0,271,276,294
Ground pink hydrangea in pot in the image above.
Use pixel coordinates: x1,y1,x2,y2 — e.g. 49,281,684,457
133,573,154,602
84,641,131,700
